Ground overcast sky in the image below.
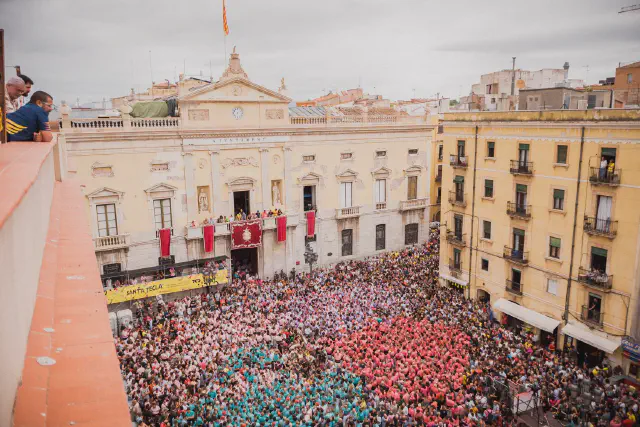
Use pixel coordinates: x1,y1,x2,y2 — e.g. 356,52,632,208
2,0,639,106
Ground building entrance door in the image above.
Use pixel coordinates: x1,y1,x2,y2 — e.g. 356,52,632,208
231,247,258,278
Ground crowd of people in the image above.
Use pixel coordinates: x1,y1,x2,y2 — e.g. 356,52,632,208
189,208,286,229
115,228,639,426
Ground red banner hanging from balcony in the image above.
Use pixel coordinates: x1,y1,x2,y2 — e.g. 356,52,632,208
306,211,315,237
203,225,214,253
276,216,287,242
231,220,262,249
159,228,171,257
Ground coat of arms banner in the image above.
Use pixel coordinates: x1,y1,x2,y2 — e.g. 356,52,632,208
230,220,262,249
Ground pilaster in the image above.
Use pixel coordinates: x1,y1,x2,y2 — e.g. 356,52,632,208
259,148,270,211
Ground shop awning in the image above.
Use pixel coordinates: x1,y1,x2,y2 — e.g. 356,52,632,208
439,272,468,287
493,299,560,333
562,322,621,354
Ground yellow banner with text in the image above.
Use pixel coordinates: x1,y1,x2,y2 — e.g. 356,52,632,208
105,269,228,304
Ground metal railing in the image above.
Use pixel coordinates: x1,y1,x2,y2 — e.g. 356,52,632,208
446,230,466,246
506,279,523,296
450,154,468,168
581,304,604,326
510,160,534,175
503,246,529,264
448,191,467,207
578,266,613,291
589,167,621,186
507,202,531,219
448,258,462,273
584,216,618,238
435,173,442,182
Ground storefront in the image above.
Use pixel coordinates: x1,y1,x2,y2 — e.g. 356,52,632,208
622,336,640,379
561,322,620,367
493,298,560,345
438,272,468,295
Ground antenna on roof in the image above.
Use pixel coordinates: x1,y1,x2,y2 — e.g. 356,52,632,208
149,50,153,86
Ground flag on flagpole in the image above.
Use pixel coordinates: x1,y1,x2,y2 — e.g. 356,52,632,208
222,0,230,35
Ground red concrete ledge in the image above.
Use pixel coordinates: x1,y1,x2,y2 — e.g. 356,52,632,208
0,142,56,230
13,180,130,427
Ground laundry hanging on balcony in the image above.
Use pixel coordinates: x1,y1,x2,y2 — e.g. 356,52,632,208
230,219,262,249
306,211,315,238
159,228,171,257
203,225,214,253
276,216,287,242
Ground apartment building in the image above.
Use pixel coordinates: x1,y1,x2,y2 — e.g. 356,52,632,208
439,109,640,374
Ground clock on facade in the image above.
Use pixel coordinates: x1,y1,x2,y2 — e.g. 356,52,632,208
232,107,244,120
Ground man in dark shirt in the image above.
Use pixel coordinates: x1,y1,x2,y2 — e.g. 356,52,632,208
6,90,53,142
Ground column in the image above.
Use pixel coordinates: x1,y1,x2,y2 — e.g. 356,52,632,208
259,148,270,211
183,152,197,222
209,150,224,215
283,147,293,213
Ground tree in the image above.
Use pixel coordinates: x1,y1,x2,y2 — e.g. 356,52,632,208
303,242,318,274
449,99,459,106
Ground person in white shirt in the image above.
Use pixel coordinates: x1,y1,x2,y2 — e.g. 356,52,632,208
4,76,25,114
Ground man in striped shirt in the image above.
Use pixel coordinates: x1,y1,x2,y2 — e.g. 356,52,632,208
6,91,54,142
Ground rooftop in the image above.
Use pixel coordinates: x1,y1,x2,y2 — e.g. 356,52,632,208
442,109,640,122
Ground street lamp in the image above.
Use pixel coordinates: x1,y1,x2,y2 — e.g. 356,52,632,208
304,242,318,274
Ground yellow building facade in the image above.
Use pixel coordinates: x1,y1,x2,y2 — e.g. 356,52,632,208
439,109,640,371
59,52,434,285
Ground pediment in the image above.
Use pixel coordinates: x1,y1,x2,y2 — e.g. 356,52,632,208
86,187,124,200
298,172,322,185
180,78,291,103
336,169,358,182
404,165,424,176
227,176,256,188
371,167,392,178
144,183,179,194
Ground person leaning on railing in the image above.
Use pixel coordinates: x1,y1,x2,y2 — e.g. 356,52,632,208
6,90,54,142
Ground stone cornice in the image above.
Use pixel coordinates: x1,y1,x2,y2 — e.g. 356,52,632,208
63,124,434,144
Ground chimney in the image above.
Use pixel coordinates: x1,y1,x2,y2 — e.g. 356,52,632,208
563,62,570,80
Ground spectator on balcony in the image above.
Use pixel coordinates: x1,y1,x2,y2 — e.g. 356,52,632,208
607,160,615,180
17,74,34,105
4,76,25,114
7,91,54,142
600,157,608,180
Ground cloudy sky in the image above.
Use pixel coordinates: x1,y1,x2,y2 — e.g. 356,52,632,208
2,0,639,105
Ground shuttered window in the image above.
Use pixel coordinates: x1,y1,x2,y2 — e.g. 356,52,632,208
556,145,568,164
484,179,494,198
153,199,172,230
97,204,118,237
553,189,565,210
407,176,418,200
340,182,353,208
516,184,527,193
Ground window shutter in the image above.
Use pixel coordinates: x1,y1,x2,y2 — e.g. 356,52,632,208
553,189,565,199
519,143,530,151
601,148,616,157
488,142,495,149
550,237,561,248
346,182,352,207
513,228,525,236
557,145,568,163
453,176,464,183
591,247,608,257
339,183,346,208
457,140,465,147
485,180,494,189
516,184,527,193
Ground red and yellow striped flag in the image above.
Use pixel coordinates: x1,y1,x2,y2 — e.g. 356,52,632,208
222,0,229,35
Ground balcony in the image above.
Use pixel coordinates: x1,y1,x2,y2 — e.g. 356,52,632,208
506,202,531,220
450,154,468,169
578,267,613,292
503,246,529,265
435,173,442,182
375,202,387,210
589,167,621,186
448,191,467,208
448,258,462,275
336,206,361,219
1,140,129,426
581,305,604,327
510,160,533,175
94,233,130,251
506,280,523,296
400,198,428,211
584,216,618,239
446,230,466,246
